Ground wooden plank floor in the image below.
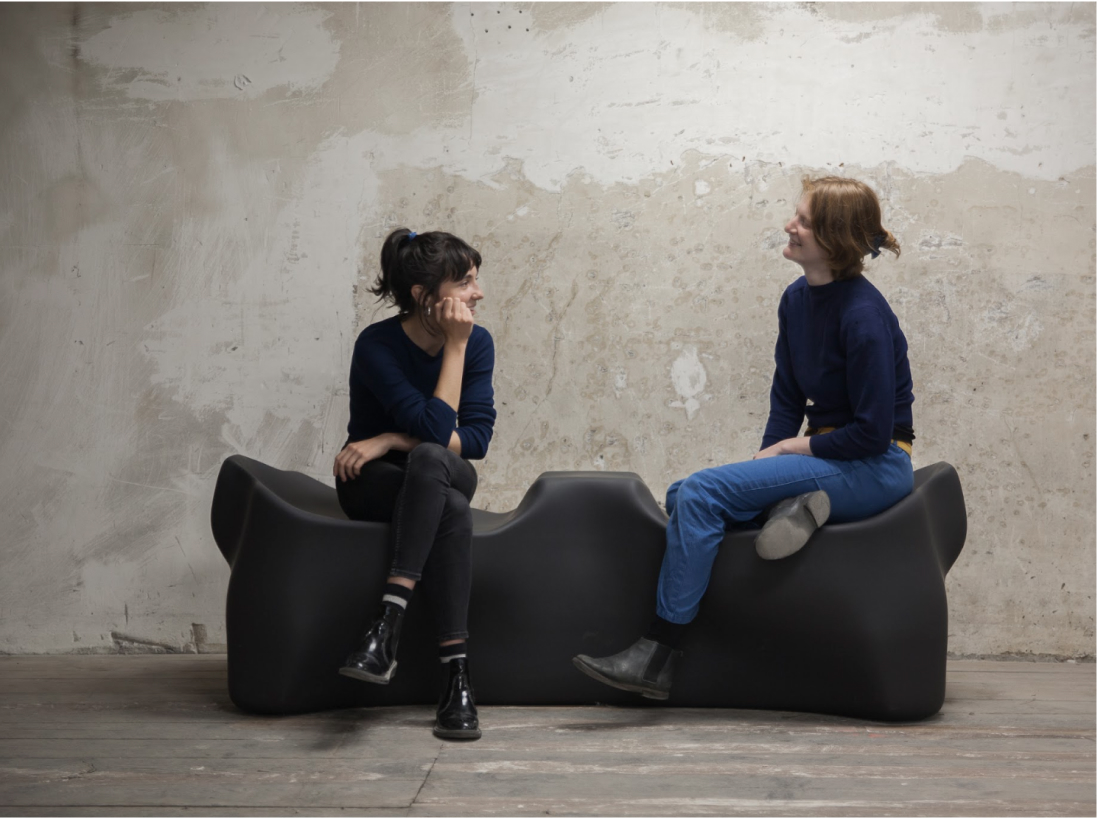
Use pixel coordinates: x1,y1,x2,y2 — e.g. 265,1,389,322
0,656,1092,816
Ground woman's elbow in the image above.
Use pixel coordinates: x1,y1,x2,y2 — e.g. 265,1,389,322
406,419,451,448
862,433,893,459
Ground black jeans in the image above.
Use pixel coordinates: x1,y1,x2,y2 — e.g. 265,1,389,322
336,442,478,641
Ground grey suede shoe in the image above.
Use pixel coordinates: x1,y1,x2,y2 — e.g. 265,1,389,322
572,637,681,700
755,490,831,560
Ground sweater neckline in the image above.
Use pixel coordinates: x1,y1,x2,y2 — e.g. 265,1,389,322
394,316,446,362
805,275,862,301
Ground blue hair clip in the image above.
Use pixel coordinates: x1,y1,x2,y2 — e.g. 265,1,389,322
407,231,417,241
870,233,885,259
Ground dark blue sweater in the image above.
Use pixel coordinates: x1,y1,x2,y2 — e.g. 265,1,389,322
761,275,914,461
347,316,496,460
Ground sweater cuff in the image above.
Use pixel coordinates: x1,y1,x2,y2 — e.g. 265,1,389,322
454,427,485,460
808,432,837,460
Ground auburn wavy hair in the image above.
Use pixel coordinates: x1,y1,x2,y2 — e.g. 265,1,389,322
802,176,900,280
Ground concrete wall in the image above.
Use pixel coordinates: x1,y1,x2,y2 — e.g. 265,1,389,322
0,2,1093,658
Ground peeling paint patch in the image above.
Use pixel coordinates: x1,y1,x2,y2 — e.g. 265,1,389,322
669,346,708,421
78,6,340,100
428,3,1097,189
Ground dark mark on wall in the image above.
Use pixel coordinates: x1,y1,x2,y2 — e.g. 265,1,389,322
110,631,180,654
105,623,225,654
70,3,80,61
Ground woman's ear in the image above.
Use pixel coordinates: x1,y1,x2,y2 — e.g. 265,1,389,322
410,284,425,309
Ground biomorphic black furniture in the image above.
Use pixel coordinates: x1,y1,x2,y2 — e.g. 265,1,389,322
211,455,966,721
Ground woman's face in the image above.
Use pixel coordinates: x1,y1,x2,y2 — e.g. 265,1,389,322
436,265,483,317
783,195,827,272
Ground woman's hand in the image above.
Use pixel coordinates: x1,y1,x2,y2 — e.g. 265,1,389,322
334,433,418,482
435,297,474,345
753,436,813,460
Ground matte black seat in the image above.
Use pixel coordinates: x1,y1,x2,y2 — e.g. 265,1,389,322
211,455,966,720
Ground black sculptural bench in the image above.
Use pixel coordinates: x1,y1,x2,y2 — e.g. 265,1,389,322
211,455,966,721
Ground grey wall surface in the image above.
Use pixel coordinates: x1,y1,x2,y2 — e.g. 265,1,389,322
0,2,1093,658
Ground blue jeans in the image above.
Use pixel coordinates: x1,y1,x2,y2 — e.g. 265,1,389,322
656,443,914,624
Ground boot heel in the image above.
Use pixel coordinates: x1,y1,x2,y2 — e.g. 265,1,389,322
338,660,397,685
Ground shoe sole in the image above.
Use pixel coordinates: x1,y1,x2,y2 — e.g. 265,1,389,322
755,491,831,561
433,726,482,740
338,661,396,685
571,656,670,700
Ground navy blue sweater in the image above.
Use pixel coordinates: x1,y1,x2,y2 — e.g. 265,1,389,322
761,275,914,461
347,316,496,460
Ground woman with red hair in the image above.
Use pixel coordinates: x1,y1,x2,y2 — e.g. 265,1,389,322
574,177,914,700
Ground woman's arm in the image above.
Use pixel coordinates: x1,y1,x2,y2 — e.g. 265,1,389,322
755,307,897,461
753,435,812,460
453,332,496,460
433,297,475,454
760,292,808,451
433,303,470,410
356,346,459,447
809,306,896,460
354,301,472,449
334,432,419,482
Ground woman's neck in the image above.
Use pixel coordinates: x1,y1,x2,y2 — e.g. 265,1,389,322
802,263,835,287
400,314,445,356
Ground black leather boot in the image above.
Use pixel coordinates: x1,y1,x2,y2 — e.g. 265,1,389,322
755,490,831,560
338,602,403,684
433,657,481,740
572,637,681,700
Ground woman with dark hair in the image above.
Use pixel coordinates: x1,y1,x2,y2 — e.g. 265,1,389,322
333,228,495,740
573,176,915,700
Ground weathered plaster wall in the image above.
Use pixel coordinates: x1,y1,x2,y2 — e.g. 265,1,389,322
0,2,1093,657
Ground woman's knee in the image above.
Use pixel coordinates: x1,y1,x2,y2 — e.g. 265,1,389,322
406,441,450,476
674,473,714,509
671,469,743,523
665,478,685,515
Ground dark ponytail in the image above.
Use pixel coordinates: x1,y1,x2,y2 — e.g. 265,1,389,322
370,228,482,317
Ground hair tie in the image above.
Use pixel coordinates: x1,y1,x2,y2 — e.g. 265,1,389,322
407,231,417,241
870,233,885,259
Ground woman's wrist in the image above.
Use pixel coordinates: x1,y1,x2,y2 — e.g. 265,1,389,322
783,436,813,456
385,432,417,452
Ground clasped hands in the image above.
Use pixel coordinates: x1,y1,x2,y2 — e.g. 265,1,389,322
334,432,420,482
753,436,813,460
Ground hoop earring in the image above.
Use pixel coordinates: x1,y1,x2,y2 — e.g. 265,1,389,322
426,305,432,317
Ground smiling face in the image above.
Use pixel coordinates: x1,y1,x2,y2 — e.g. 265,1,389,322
782,194,831,282
436,265,483,316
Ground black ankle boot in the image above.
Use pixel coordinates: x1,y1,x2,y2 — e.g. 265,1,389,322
573,637,681,700
338,602,403,684
433,657,481,740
